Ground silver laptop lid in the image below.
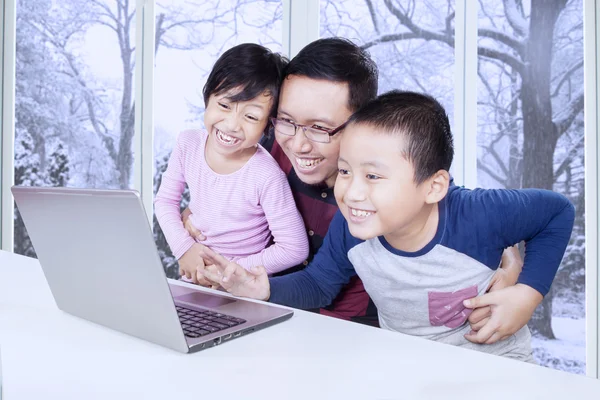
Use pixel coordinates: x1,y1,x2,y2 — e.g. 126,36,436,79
12,186,188,353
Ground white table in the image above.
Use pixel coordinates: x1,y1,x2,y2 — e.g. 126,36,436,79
1,250,600,399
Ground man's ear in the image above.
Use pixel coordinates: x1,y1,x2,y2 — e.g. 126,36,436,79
424,170,450,204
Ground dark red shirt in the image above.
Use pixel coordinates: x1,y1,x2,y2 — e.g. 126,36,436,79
263,135,378,326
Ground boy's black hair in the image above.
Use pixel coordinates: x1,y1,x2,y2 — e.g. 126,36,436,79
285,37,378,112
203,43,288,118
347,90,454,184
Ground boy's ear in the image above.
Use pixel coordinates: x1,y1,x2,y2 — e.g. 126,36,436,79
424,170,450,204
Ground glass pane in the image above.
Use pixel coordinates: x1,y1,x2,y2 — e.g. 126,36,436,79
320,0,455,132
14,0,137,257
477,0,585,374
152,0,283,278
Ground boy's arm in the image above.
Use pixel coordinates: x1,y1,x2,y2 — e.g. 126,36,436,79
198,211,359,309
490,189,575,296
455,187,574,295
154,136,196,260
233,169,309,274
462,188,574,344
268,211,359,309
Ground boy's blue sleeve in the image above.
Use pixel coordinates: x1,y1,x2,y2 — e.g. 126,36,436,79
268,211,360,309
456,188,575,296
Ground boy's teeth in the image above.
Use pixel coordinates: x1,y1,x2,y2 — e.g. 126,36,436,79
351,208,372,217
296,157,322,168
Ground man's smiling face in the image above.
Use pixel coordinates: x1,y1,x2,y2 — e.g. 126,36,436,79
275,74,353,188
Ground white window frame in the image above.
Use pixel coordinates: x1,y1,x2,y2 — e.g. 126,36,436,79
1,0,15,252
453,0,477,188
135,0,155,223
285,0,319,59
584,0,599,379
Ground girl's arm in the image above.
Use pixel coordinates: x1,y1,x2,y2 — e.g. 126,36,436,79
154,135,196,260
235,168,309,274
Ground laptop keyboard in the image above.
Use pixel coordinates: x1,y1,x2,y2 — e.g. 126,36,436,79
176,305,246,338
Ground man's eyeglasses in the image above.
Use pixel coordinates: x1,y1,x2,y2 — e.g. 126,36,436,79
270,117,347,144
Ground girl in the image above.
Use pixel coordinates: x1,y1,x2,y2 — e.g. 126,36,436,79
155,43,308,285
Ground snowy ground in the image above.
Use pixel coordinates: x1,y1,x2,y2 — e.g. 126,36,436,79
531,293,586,375
532,317,586,375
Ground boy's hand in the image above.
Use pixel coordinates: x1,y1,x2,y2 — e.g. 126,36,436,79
463,284,542,344
199,246,270,301
178,243,213,286
467,245,522,330
181,208,206,241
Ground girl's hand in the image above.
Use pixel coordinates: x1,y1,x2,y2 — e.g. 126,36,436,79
178,243,212,286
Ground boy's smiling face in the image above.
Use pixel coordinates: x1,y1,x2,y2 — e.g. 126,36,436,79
334,123,438,246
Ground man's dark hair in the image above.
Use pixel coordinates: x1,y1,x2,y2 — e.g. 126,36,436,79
203,43,288,118
285,37,378,112
347,90,454,184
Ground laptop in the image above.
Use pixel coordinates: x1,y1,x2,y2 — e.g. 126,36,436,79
11,186,293,353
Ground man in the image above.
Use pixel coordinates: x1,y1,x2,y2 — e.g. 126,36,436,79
183,37,523,333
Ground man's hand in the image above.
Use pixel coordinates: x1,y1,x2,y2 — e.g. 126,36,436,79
467,245,523,331
196,264,221,290
178,243,213,286
199,246,270,301
463,284,542,344
181,208,206,241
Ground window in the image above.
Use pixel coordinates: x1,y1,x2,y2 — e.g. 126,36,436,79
14,0,137,256
477,0,585,374
320,0,455,130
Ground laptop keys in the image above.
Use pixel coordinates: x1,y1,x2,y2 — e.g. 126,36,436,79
201,325,219,333
208,322,228,330
177,305,246,338
214,318,237,327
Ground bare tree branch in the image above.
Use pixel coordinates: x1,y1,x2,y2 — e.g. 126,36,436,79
377,0,526,74
502,0,528,37
554,133,584,178
382,0,453,46
554,90,584,135
361,32,421,50
445,11,455,35
479,0,499,29
478,46,525,75
365,0,380,35
477,159,507,185
551,60,583,97
479,28,524,54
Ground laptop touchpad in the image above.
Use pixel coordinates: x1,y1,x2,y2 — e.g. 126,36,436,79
175,291,236,309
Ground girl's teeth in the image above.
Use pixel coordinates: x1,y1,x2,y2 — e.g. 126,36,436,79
351,208,372,217
296,158,322,168
217,130,239,145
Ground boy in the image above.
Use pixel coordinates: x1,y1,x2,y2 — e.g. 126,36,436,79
200,90,575,361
